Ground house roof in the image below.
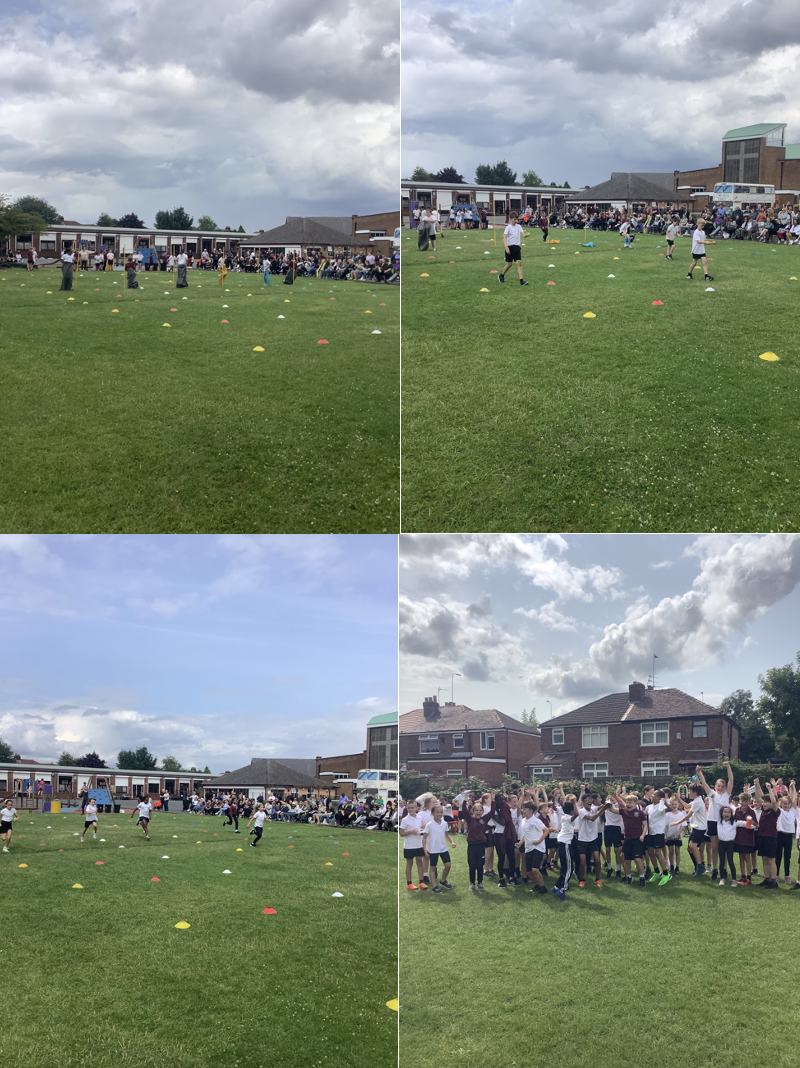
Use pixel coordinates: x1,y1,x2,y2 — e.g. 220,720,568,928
206,758,329,789
611,171,674,194
237,217,370,248
367,712,398,727
722,123,785,140
289,216,352,236
543,688,733,726
566,173,690,203
0,761,213,776
401,704,540,735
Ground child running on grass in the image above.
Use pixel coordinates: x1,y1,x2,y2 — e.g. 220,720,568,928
498,211,529,286
1,798,19,852
81,798,99,842
401,799,426,890
422,805,456,894
686,220,713,281
665,216,678,259
247,803,270,847
131,796,153,840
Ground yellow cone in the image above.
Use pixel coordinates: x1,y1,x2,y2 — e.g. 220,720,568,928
236,848,243,851
112,309,119,313
325,862,333,866
421,273,429,277
790,277,798,281
163,323,170,327
253,346,265,352
480,287,489,292
583,312,597,318
759,352,779,361
174,921,191,929
72,883,84,889
386,999,399,1011
18,864,28,868
68,297,75,301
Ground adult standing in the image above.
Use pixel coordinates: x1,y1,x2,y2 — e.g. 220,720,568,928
60,247,76,290
79,783,90,814
175,249,188,288
161,789,169,813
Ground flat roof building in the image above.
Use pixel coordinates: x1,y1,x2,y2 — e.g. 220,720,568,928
674,122,800,205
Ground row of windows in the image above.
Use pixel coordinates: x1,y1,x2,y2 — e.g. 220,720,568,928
579,762,671,778
550,720,708,747
418,732,494,754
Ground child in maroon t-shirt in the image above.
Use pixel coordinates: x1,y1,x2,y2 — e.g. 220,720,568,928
733,792,758,884
614,787,649,887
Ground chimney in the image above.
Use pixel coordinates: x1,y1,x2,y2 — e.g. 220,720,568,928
628,681,646,703
422,696,440,720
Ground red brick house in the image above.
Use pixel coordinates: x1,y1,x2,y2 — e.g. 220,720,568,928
399,697,543,787
531,682,740,782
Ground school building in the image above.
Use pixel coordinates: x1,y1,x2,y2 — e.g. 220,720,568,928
673,122,800,206
565,173,691,213
401,179,570,228
4,222,245,262
315,712,399,798
204,759,331,799
399,698,543,787
532,682,740,783
0,760,215,807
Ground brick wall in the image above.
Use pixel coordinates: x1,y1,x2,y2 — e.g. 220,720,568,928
400,728,543,786
352,211,399,236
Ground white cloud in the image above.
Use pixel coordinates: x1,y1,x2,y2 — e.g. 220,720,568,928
514,602,578,632
651,560,673,570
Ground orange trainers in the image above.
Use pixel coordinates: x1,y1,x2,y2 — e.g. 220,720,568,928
595,880,603,887
406,882,419,890
579,881,586,888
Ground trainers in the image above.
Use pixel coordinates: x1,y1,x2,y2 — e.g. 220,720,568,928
421,874,430,886
594,879,603,888
645,868,652,879
686,273,693,279
785,876,792,885
615,868,622,878
418,883,428,890
535,885,548,895
80,837,84,843
520,279,529,286
551,887,566,900
649,872,661,883
432,886,443,894
705,275,714,281
579,881,586,888
440,880,453,889
468,884,476,892
711,869,718,880
477,883,485,891
146,835,150,840
2,846,7,852
731,880,739,887
498,879,507,888
406,882,418,890
498,274,505,283
658,873,672,886
792,883,800,890
639,876,646,887
718,878,726,887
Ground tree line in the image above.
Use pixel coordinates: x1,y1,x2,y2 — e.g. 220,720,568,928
0,194,245,236
409,163,571,188
0,738,210,774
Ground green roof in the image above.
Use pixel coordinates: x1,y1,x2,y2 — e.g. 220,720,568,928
784,144,800,160
366,712,398,726
722,123,784,140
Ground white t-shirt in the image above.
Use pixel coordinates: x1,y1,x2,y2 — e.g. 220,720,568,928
666,223,677,241
253,810,268,828
136,801,152,820
548,806,562,833
706,790,730,822
177,253,187,266
604,804,623,828
504,224,523,246
423,819,450,854
646,800,668,835
576,807,599,843
691,228,706,255
777,807,796,834
521,814,548,852
717,818,738,842
620,221,630,235
400,814,423,850
85,803,98,822
557,813,575,844
665,809,684,839
61,251,75,263
1,807,17,823
418,809,434,832
689,796,707,831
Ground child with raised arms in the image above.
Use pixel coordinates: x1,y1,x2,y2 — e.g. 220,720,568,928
665,795,686,875
422,805,456,893
603,788,624,878
695,760,734,880
716,806,740,887
551,799,577,900
460,793,496,892
401,799,426,891
574,795,604,888
613,785,648,888
516,797,549,896
753,778,780,888
775,786,796,885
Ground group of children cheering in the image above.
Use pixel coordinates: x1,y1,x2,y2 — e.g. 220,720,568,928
400,761,800,899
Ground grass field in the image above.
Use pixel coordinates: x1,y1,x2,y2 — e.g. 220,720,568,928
400,846,800,1068
1,811,397,1067
0,268,398,533
400,227,800,533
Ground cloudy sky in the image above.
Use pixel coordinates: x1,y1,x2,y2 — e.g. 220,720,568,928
0,0,398,230
400,534,800,722
402,0,800,187
0,535,397,771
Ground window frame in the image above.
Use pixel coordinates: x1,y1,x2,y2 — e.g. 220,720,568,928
551,727,565,745
479,731,495,751
641,761,670,778
582,762,609,779
692,719,708,739
418,734,440,755
581,724,608,749
452,734,464,749
640,720,669,746
529,767,554,779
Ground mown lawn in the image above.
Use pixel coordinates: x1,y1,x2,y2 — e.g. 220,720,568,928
400,843,800,1068
1,811,398,1067
400,227,800,532
0,268,398,532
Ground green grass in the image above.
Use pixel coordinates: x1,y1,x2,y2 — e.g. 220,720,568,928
0,268,398,532
1,811,398,1067
400,228,800,532
400,847,800,1068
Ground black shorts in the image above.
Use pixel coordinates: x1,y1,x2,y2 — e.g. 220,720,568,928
667,837,682,850
706,820,718,839
648,833,666,850
576,839,597,857
525,849,546,871
504,245,521,262
623,839,645,860
84,820,96,830
404,847,424,859
643,833,652,849
691,249,706,259
604,826,622,847
427,850,450,866
1,822,13,834
689,829,707,845
736,844,755,854
667,239,674,246
757,836,777,859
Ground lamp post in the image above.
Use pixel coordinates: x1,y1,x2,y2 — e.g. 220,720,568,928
546,700,552,718
451,672,462,703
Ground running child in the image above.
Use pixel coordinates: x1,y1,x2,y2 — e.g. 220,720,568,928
247,803,270,847
401,799,426,890
686,220,713,281
1,798,19,852
130,795,153,840
459,795,496,892
498,211,529,286
613,785,649,887
665,216,678,260
81,797,99,842
422,805,456,893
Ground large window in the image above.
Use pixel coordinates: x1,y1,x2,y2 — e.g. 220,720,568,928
551,728,564,745
724,138,760,184
641,721,669,745
582,763,608,778
370,724,398,769
479,731,495,751
582,725,608,748
419,734,439,754
642,761,670,777
692,720,707,738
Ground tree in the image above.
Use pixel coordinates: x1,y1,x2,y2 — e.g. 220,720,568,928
57,750,77,765
196,214,218,231
410,166,436,181
492,160,518,185
237,225,245,232
96,212,116,227
0,195,48,242
720,688,775,763
434,166,465,184
0,737,17,762
154,206,194,230
117,746,158,770
520,707,540,729
75,751,108,768
116,212,146,229
758,652,800,764
202,765,211,774
521,169,543,187
563,181,571,189
160,755,182,771
12,195,61,226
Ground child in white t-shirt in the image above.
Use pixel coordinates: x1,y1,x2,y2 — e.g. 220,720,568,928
81,799,99,842
498,210,528,286
400,800,426,890
422,805,456,893
130,797,153,840
1,798,19,852
687,221,713,281
665,218,678,260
